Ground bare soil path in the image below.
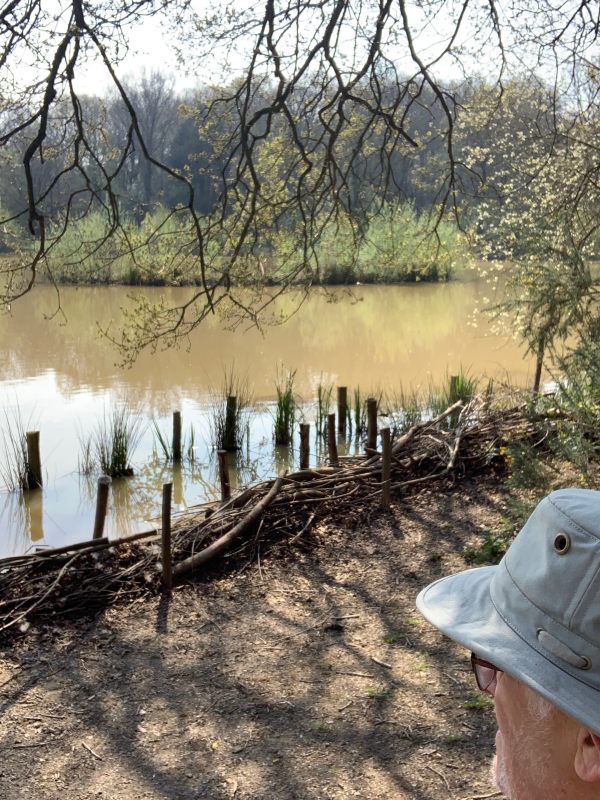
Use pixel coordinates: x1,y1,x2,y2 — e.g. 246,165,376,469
0,478,508,800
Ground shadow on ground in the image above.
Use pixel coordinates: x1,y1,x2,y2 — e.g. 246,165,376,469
0,478,507,800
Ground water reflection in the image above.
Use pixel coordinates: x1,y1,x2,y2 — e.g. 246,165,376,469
0,281,533,557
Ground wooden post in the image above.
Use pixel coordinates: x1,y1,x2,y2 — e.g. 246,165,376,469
337,387,347,436
327,413,338,466
366,397,378,452
381,427,391,508
172,411,182,462
300,423,310,469
93,476,111,539
224,395,237,450
450,374,459,402
217,449,231,501
25,431,42,488
161,482,173,590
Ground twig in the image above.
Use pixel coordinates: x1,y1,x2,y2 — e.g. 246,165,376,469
426,764,450,790
370,656,392,669
334,670,375,679
81,741,103,760
289,512,316,543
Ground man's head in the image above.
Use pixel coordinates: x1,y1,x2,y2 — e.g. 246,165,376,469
417,489,600,799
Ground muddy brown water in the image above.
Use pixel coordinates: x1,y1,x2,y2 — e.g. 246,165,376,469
0,278,532,556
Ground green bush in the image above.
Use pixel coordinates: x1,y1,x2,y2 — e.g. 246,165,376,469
313,202,467,284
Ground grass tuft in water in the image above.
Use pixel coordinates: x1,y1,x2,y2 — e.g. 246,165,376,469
386,386,423,433
94,404,144,477
210,367,252,451
351,387,367,435
78,432,95,475
0,406,28,491
152,419,173,461
152,419,197,462
316,380,333,438
274,367,296,446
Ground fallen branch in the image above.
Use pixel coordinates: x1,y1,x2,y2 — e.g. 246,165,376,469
172,476,285,579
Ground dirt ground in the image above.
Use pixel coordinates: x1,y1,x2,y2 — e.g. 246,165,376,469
0,477,511,800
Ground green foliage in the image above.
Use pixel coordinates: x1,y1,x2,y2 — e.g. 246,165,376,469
382,632,404,644
185,424,197,463
42,199,466,289
313,203,466,284
365,686,395,700
505,440,551,491
462,80,600,406
46,207,200,286
464,529,512,565
152,419,173,460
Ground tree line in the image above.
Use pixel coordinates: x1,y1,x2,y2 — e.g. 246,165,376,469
0,0,598,383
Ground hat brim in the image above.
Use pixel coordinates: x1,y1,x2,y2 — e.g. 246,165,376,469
417,566,600,733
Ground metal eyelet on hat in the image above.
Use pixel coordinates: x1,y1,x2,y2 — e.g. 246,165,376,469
553,532,571,554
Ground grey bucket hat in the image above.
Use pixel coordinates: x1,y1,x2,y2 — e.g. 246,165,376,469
417,488,600,733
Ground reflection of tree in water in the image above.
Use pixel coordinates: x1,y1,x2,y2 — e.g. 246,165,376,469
78,455,229,537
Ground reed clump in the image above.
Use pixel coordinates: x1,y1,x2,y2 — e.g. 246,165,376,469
152,419,197,463
316,380,333,438
386,369,481,434
93,405,144,477
351,387,366,436
0,407,28,491
210,369,252,452
274,368,296,446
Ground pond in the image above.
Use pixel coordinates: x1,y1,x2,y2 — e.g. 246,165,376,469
0,276,532,557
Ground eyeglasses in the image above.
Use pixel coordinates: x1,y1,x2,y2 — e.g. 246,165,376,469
471,653,502,696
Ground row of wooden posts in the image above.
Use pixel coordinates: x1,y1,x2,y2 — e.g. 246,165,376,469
20,388,376,492
18,391,391,588
159,409,392,590
93,393,390,590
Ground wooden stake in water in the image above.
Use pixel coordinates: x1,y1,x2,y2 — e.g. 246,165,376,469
327,413,339,466
161,482,173,590
300,423,310,470
93,476,111,539
218,449,231,501
337,387,347,436
381,427,391,508
366,397,378,452
449,375,459,401
224,395,237,450
172,411,182,463
25,430,42,488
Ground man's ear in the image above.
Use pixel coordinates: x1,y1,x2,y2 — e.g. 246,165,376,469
575,730,600,783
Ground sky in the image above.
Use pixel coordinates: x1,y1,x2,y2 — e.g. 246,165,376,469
73,14,194,96
70,0,492,98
